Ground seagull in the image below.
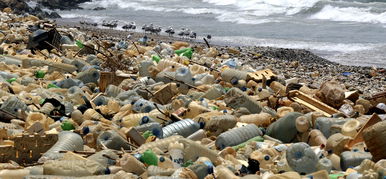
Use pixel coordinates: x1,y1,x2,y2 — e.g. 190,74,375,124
183,28,191,38
130,21,136,30
177,28,185,38
165,26,175,36
189,31,197,39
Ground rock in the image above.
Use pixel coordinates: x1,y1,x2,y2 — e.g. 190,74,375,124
93,7,106,11
37,0,92,10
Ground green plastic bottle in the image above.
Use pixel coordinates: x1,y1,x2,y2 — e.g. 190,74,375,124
61,121,75,131
329,173,345,179
6,78,16,83
152,55,161,63
175,48,193,59
141,149,158,166
35,70,46,78
47,83,60,89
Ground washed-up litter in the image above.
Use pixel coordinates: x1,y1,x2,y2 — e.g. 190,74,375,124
0,9,385,179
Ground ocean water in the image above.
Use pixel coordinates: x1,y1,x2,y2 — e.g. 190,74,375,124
56,0,386,68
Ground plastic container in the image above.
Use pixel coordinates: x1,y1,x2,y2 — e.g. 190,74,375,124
315,117,352,138
119,153,146,175
40,102,55,115
137,135,183,153
286,142,318,174
157,60,184,72
341,119,361,138
97,130,131,150
162,119,200,138
266,112,303,143
340,151,372,170
175,67,194,85
215,124,263,150
39,131,84,163
179,138,220,165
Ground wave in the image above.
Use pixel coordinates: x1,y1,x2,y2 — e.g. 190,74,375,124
215,36,380,52
310,5,386,24
75,0,386,25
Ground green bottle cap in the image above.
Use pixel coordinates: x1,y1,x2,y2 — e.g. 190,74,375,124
61,121,75,131
6,78,16,83
141,149,158,166
142,130,154,139
35,70,46,78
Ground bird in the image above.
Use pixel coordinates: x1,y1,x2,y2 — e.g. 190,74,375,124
130,22,136,30
183,28,191,38
207,34,212,40
177,28,185,38
189,31,196,39
165,26,175,36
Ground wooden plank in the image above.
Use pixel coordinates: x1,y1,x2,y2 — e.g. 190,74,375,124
345,114,382,150
288,90,339,117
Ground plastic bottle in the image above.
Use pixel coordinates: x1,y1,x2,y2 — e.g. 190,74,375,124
316,158,333,173
315,117,353,138
76,68,100,84
132,99,156,113
187,129,206,141
199,84,224,100
238,112,272,127
169,142,185,168
97,130,131,150
221,68,248,83
0,96,28,115
286,142,318,174
175,48,193,59
215,124,263,150
43,159,106,176
39,131,84,163
147,166,176,176
162,119,200,138
139,60,156,77
266,112,303,143
105,85,124,98
141,149,159,166
224,88,263,114
205,115,237,134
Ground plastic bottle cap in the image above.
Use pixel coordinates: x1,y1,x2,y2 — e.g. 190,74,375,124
61,121,75,131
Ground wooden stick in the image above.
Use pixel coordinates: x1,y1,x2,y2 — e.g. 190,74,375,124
203,38,211,48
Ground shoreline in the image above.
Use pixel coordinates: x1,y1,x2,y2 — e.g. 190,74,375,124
56,19,386,96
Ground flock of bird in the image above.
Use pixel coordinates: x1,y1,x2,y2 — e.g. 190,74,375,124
80,20,211,40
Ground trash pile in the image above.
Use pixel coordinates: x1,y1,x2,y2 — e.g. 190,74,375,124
0,10,385,179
